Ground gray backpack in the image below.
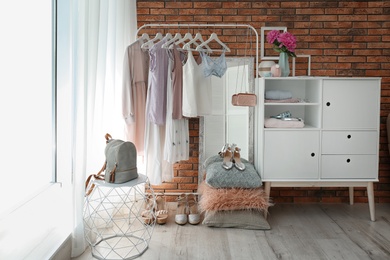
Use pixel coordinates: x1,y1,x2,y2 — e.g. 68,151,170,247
85,133,138,196
104,133,138,183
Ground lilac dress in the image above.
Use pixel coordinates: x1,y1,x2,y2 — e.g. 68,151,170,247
147,38,169,125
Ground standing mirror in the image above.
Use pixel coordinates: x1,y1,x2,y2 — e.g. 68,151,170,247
199,57,255,183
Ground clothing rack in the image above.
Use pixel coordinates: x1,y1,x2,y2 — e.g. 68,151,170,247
136,23,259,77
136,24,259,197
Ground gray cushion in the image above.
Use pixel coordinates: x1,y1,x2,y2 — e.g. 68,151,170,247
202,210,271,230
204,155,262,188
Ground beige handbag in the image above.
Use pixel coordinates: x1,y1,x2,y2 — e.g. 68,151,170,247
232,93,257,106
231,29,257,107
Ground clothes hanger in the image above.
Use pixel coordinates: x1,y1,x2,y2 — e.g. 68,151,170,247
162,33,182,49
196,33,231,52
183,32,212,53
164,33,173,41
172,32,194,48
141,32,163,49
137,33,150,43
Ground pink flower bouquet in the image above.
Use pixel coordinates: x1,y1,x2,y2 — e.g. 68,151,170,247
266,30,297,57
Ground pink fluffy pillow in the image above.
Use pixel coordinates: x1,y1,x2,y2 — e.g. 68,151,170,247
198,182,272,213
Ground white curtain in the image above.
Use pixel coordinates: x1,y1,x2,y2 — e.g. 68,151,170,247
70,0,137,257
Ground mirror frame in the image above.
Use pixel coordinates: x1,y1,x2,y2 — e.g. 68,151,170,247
199,57,255,184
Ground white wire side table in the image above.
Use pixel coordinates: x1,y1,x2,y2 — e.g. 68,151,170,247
83,174,156,260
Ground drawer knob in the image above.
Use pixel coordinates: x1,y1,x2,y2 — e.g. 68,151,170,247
326,102,331,106
346,158,351,163
311,153,315,157
347,134,351,139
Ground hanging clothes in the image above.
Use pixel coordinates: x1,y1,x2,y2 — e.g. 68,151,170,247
171,46,185,120
182,51,212,117
144,36,172,184
122,39,149,156
199,51,227,78
164,45,189,165
147,37,169,125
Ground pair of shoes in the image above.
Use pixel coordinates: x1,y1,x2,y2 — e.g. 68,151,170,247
271,110,291,119
219,143,246,171
175,193,201,225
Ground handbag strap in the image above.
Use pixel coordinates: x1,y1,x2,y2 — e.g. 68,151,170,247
85,161,106,196
235,28,251,94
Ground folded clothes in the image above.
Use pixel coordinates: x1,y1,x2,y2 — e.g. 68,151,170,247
264,117,304,128
265,98,301,103
265,90,292,100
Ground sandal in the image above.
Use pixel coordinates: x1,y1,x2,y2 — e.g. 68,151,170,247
187,194,201,225
175,194,188,225
155,195,168,225
141,195,155,225
231,144,245,171
220,143,233,170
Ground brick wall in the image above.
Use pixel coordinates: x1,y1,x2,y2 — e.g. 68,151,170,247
137,0,390,203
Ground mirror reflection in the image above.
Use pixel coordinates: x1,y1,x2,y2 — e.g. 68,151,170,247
199,57,255,182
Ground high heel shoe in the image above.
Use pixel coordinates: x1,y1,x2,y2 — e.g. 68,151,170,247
231,144,245,171
155,195,168,225
175,193,188,225
220,143,233,170
187,194,201,225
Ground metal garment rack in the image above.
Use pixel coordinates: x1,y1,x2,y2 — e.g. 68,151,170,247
136,23,259,77
136,23,259,197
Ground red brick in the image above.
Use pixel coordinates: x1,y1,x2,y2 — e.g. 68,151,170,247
324,49,353,56
150,9,178,15
193,2,222,9
252,2,280,9
283,2,310,8
325,8,354,15
324,22,352,29
165,2,192,9
296,8,324,15
310,15,338,21
137,2,164,8
179,9,207,15
222,2,251,9
369,15,390,21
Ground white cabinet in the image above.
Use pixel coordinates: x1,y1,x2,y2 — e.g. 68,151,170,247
255,77,381,221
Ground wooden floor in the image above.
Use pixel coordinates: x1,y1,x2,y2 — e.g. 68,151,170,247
73,203,390,260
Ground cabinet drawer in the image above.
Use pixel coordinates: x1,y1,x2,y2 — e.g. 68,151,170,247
321,155,378,179
322,131,378,154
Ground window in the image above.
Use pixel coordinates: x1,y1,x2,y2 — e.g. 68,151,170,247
0,0,55,216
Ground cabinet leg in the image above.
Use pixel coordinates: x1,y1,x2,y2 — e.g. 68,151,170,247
264,182,271,219
349,187,354,205
367,182,376,221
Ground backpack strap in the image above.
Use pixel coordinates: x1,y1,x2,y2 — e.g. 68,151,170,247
105,133,112,143
109,163,117,183
85,161,106,196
